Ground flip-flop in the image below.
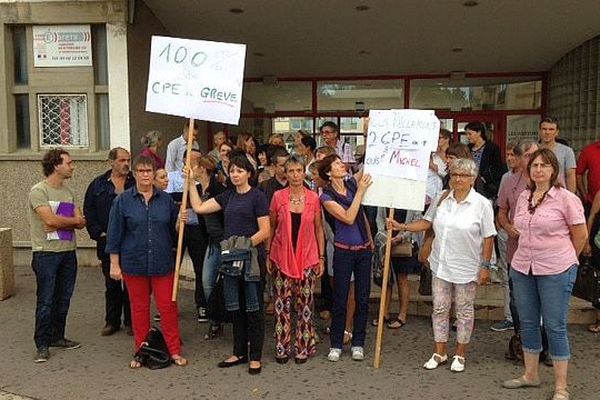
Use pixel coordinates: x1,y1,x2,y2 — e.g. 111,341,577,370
587,324,600,333
387,317,406,329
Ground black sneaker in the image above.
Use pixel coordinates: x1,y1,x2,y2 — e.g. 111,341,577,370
49,338,81,349
34,347,50,363
197,307,209,323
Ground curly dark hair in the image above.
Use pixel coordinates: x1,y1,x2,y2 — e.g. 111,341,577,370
41,148,70,177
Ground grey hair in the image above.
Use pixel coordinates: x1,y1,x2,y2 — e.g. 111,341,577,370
284,154,306,171
140,130,162,148
513,140,538,157
450,158,478,177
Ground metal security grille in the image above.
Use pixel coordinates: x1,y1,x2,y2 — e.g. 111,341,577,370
38,94,88,147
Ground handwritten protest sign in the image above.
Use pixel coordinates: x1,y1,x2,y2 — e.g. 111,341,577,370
363,109,440,210
145,36,246,125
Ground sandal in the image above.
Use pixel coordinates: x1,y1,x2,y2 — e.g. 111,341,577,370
587,324,600,333
129,355,143,369
371,316,391,327
423,353,448,370
387,317,406,329
171,355,188,367
343,330,353,345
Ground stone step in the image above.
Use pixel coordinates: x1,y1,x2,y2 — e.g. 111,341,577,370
177,253,597,324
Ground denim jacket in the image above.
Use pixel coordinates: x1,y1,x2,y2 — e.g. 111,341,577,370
220,236,260,282
105,186,178,276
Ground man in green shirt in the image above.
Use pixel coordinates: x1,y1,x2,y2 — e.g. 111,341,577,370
28,149,86,363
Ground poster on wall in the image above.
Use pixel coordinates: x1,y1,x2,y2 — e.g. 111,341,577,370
506,114,541,146
33,25,92,67
362,109,440,210
145,36,247,125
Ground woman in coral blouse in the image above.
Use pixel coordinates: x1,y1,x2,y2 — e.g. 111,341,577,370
502,148,587,400
267,155,325,364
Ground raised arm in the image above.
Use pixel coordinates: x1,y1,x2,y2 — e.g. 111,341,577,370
321,174,372,225
187,170,222,214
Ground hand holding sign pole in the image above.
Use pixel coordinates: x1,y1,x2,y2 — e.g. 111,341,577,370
144,35,246,301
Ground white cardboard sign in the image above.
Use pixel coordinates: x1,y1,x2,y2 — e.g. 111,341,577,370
363,109,440,210
145,36,246,125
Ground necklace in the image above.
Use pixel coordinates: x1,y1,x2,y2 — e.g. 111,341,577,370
289,194,305,205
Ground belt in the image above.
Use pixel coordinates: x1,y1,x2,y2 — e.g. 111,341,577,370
334,242,370,251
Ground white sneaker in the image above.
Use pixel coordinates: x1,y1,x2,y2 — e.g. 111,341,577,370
450,355,465,372
423,353,448,370
351,346,364,361
327,348,342,362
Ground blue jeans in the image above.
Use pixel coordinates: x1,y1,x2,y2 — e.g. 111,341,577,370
223,275,261,312
31,251,78,349
510,265,577,360
202,242,221,302
331,248,372,349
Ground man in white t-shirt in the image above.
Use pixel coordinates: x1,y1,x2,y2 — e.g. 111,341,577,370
538,116,576,193
165,120,200,173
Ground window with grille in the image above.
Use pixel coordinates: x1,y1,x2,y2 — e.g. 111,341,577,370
38,94,88,147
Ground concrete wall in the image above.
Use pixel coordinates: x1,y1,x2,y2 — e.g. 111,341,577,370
548,35,600,153
127,0,209,159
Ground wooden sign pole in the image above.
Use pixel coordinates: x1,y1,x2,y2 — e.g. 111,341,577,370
373,207,395,368
171,117,196,301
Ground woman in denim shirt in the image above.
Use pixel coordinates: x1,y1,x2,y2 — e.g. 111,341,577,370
106,154,187,368
188,153,270,375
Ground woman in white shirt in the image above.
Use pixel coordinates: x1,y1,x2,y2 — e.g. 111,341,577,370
388,158,496,372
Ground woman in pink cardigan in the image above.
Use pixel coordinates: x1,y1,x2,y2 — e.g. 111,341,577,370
267,155,325,364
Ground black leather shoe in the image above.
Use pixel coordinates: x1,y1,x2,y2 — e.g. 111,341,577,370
248,363,262,375
217,356,247,368
275,356,289,364
294,356,308,364
100,325,119,336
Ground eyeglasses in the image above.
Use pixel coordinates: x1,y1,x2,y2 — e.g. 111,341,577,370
450,173,473,180
135,169,154,175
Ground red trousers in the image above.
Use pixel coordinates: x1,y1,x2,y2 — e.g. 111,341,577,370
123,273,181,356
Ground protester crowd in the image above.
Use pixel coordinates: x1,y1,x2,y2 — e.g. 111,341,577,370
27,117,598,400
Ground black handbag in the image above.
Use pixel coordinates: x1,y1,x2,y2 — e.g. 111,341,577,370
134,327,172,370
572,256,600,307
206,273,231,323
418,266,433,296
